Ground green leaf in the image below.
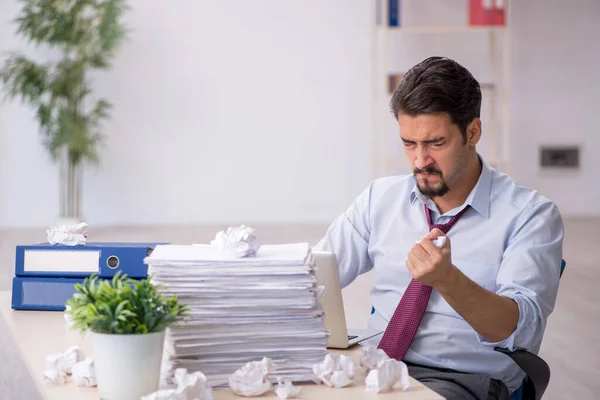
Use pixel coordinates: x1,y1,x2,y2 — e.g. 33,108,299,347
0,54,49,103
65,272,189,335
0,0,129,168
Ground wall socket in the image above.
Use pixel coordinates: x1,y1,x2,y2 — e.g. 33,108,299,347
540,146,580,168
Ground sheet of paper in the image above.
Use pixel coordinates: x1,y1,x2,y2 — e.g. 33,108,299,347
147,243,311,263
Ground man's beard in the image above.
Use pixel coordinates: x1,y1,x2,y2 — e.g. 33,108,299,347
414,166,450,197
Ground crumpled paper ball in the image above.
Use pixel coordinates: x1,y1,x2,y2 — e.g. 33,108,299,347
360,347,410,393
359,346,389,370
365,358,410,393
312,353,356,388
45,345,85,375
42,367,67,385
71,357,97,387
228,357,275,397
274,378,302,399
432,236,446,248
47,222,88,246
42,345,87,385
141,368,213,400
210,225,261,258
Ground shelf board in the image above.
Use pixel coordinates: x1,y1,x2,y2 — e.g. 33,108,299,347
379,25,507,33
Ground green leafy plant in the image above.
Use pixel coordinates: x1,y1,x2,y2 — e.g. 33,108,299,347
0,0,128,166
0,0,129,220
66,272,189,334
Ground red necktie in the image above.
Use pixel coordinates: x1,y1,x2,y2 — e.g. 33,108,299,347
377,203,469,360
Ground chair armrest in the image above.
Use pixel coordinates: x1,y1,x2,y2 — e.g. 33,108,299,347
494,347,550,400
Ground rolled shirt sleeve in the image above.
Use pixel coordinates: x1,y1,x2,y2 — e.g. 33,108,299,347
477,200,564,351
313,182,375,289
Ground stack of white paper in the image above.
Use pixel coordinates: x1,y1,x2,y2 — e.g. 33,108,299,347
145,243,328,388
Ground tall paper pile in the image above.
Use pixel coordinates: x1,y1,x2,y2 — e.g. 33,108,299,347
145,243,328,388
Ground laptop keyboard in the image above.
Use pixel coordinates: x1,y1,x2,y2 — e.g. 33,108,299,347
347,335,358,341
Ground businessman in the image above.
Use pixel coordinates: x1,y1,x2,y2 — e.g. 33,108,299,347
315,56,563,400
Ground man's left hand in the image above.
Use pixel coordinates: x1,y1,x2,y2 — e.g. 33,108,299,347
406,228,456,288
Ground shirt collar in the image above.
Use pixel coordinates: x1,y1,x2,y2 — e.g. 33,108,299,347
409,155,492,218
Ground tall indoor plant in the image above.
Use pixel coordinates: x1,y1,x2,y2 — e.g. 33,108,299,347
0,0,128,223
66,273,189,399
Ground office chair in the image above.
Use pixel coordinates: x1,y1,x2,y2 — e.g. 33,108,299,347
370,259,566,400
495,258,566,400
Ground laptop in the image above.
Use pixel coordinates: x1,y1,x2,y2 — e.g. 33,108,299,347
313,250,383,349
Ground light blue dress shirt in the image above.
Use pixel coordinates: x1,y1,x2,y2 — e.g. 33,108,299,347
315,157,564,393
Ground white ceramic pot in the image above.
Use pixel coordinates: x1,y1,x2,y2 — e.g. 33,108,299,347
91,330,165,400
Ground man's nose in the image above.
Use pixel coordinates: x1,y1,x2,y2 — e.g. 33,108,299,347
414,148,432,170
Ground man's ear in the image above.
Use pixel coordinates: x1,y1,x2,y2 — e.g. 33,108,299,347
466,118,482,146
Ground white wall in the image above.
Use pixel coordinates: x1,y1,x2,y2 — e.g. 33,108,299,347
509,0,600,217
0,0,374,228
1,0,598,228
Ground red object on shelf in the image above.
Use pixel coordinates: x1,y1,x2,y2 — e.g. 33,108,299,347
469,0,506,26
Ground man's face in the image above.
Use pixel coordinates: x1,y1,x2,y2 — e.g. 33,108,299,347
398,112,474,198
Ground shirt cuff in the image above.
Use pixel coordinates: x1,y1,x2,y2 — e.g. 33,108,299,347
475,293,534,351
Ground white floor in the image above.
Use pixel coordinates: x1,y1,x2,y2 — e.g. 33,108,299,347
0,218,597,399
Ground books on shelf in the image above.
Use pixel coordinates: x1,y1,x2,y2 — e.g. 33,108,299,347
469,0,506,26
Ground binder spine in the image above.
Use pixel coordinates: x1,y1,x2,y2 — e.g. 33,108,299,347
15,245,155,279
98,247,151,278
11,277,85,311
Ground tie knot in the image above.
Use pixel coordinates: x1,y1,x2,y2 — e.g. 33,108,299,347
431,223,451,234
424,204,469,233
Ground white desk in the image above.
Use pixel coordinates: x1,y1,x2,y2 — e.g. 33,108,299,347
0,291,443,399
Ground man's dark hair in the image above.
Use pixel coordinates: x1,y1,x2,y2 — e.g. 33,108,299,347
390,56,482,140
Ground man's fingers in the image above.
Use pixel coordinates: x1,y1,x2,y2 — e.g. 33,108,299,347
426,228,445,240
419,237,439,254
405,256,418,278
410,243,430,262
422,233,451,252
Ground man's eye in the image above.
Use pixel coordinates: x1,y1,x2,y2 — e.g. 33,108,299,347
403,142,415,147
433,142,444,147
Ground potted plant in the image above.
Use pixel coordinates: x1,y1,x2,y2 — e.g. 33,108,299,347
66,272,189,400
0,0,128,224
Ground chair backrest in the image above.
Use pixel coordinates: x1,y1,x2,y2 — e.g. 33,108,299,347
509,258,566,400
